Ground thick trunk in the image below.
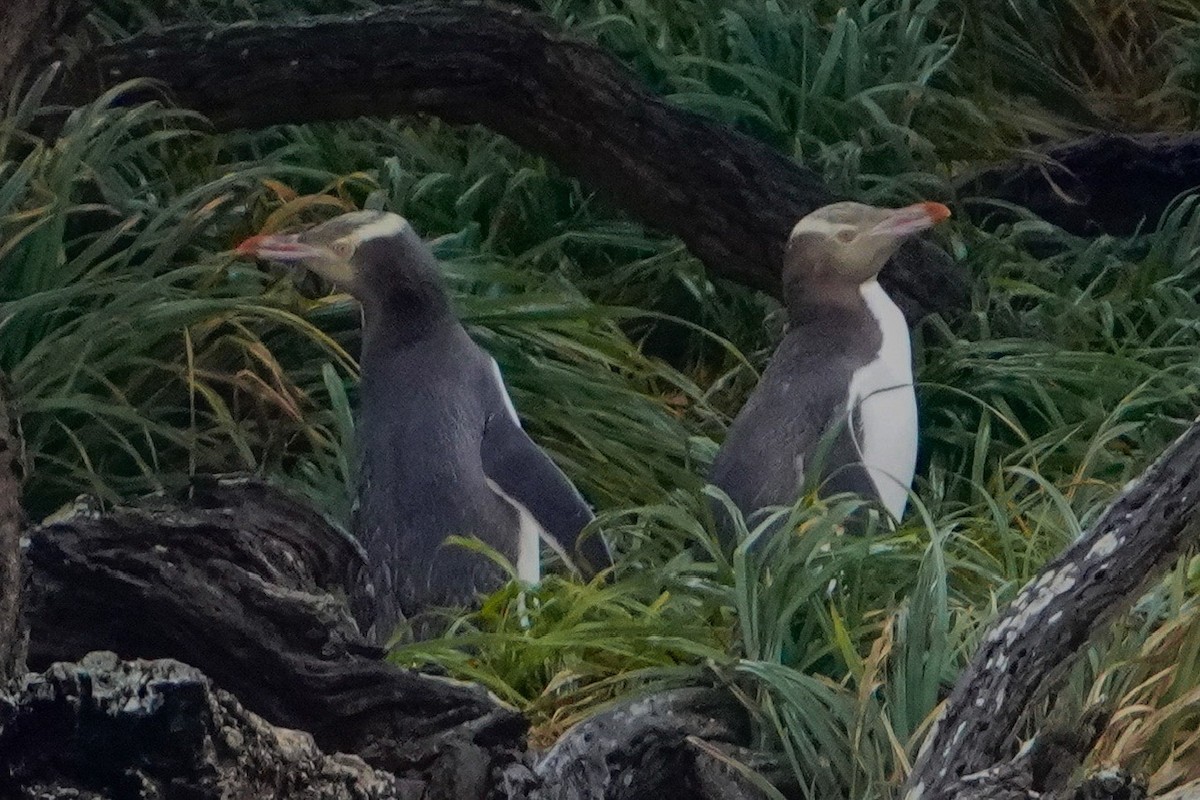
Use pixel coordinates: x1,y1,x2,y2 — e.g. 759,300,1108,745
54,0,963,323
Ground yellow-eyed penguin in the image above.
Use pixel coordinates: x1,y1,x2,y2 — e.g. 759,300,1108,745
709,201,951,537
237,211,611,640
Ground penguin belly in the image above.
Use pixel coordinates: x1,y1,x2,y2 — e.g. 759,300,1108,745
846,281,918,519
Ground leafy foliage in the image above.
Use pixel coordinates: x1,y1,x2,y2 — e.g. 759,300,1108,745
6,0,1200,797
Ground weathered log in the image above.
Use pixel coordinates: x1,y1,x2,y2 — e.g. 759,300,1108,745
25,477,529,793
22,476,767,799
957,133,1200,237
906,418,1200,800
0,651,414,799
1069,769,1146,800
533,687,775,800
0,376,25,685
53,0,963,323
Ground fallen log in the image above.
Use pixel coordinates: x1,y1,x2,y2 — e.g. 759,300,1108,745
51,0,963,322
24,476,529,789
533,687,776,800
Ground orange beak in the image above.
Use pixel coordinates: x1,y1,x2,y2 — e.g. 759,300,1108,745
233,231,315,261
919,201,952,223
870,201,951,237
235,233,271,257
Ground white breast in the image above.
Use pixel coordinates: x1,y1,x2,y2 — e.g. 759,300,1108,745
845,281,918,519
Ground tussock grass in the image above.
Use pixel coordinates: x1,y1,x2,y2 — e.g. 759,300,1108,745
8,0,1200,797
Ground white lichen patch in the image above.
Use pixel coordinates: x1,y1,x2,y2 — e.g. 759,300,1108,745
1086,532,1120,561
986,564,1079,646
38,496,103,526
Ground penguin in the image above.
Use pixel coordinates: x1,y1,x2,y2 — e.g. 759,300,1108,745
237,210,611,640
708,200,951,540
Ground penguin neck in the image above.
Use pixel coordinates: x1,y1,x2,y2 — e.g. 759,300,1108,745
783,276,874,329
361,282,454,347
356,238,455,345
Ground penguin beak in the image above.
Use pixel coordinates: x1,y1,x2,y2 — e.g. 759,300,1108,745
869,202,951,237
235,232,326,262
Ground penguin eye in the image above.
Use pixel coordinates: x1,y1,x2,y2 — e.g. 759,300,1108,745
835,228,857,244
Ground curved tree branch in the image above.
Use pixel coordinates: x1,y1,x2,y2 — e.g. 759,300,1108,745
906,419,1200,800
54,0,963,322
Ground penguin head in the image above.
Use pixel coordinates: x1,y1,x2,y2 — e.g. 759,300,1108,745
236,210,436,298
784,201,951,289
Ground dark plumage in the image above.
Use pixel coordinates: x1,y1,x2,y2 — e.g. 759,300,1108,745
238,211,610,640
709,201,950,542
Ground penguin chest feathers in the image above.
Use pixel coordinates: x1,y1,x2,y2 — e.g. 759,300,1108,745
845,281,918,518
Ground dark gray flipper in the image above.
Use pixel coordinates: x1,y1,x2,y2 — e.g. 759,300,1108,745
479,361,610,575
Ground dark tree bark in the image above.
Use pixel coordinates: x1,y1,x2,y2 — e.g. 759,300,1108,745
533,687,781,800
0,650,772,800
21,476,766,799
0,377,25,685
0,652,415,800
957,133,1200,237
24,477,528,788
52,0,964,323
906,418,1200,800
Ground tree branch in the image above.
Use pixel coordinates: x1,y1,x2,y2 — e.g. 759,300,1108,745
958,133,1200,237
54,0,963,322
906,418,1200,800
